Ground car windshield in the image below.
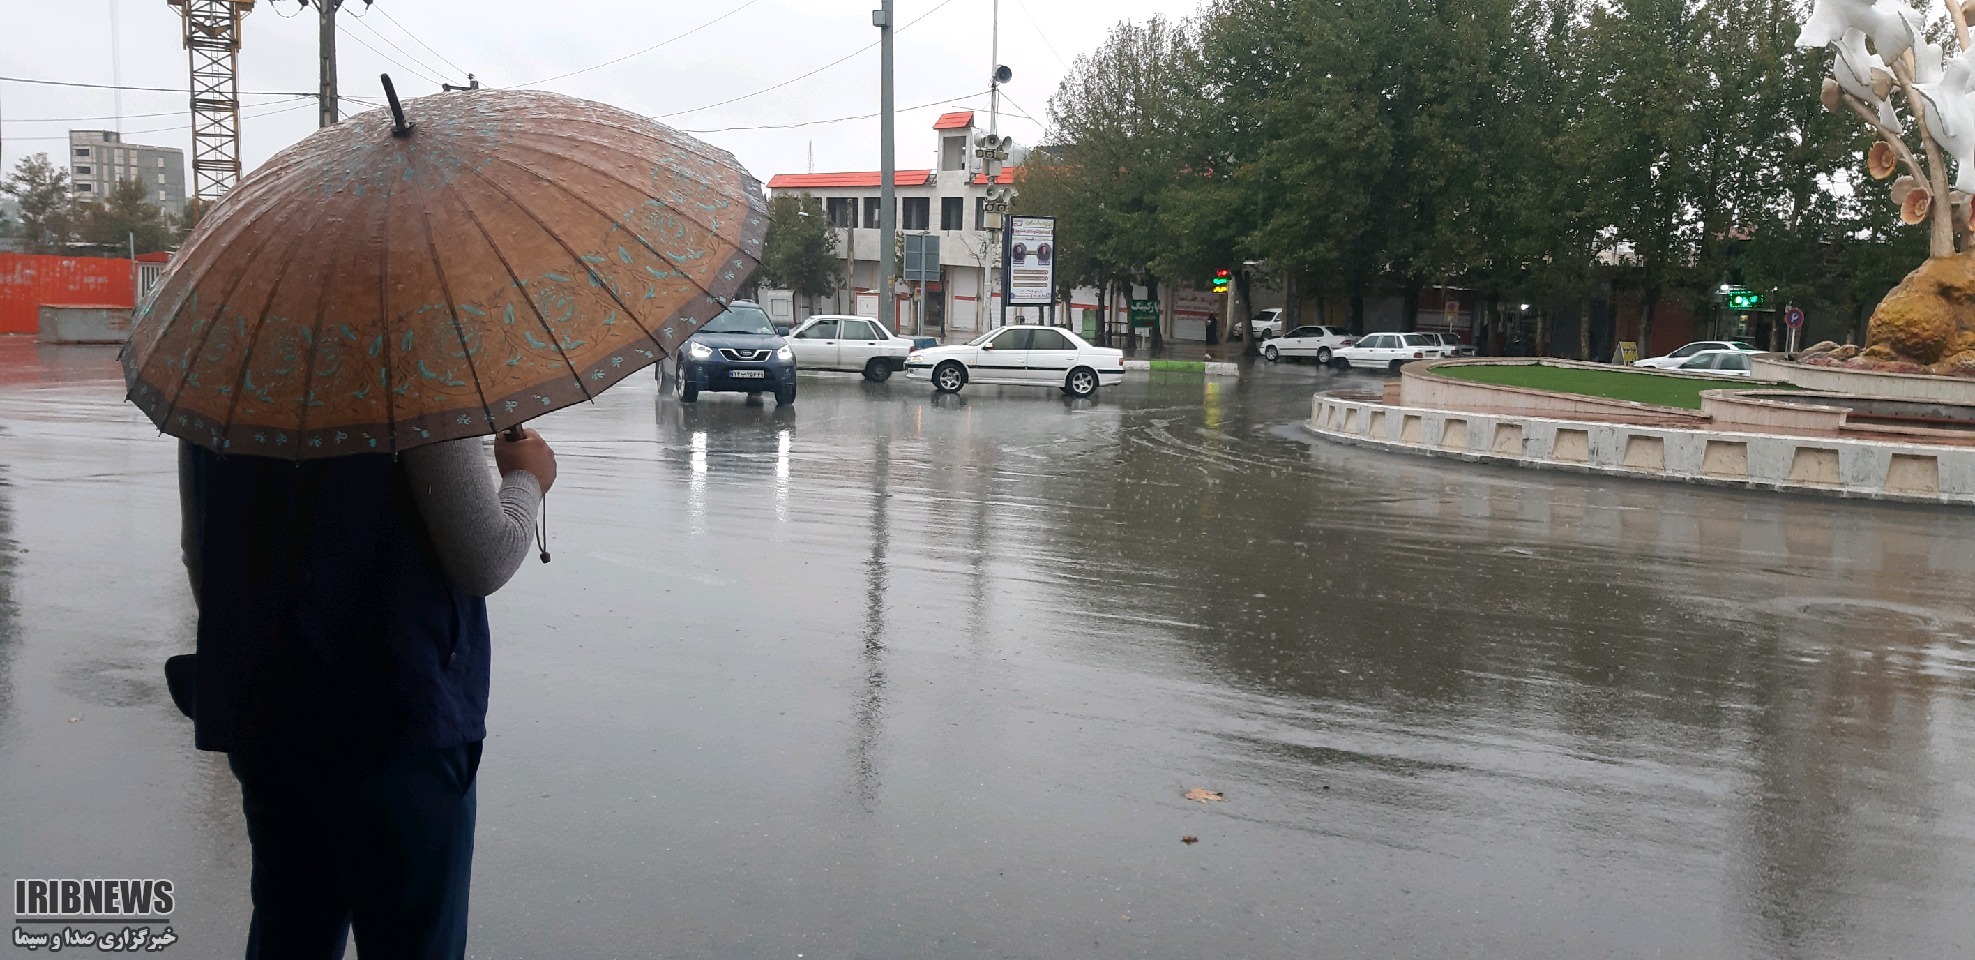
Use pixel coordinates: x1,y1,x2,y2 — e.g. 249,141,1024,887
1401,334,1433,346
702,304,776,335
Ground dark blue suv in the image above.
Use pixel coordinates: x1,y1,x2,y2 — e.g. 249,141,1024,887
664,301,796,405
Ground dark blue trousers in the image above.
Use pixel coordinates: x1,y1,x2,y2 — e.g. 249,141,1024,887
228,743,482,960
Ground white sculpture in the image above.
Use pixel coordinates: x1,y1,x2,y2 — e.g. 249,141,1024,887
1801,0,1975,254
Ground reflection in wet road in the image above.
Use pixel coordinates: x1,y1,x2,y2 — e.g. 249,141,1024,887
2,341,1972,958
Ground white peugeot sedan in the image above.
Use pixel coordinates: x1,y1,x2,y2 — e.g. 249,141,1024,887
1632,340,1759,369
1331,331,1455,372
905,325,1126,397
1673,349,1758,377
1262,325,1353,364
787,314,913,381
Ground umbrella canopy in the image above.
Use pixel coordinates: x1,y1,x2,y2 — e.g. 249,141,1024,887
123,87,765,458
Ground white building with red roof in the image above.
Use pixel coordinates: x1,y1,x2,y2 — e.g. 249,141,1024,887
764,110,1037,339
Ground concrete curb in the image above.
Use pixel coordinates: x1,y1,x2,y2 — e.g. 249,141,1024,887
1124,359,1241,377
1305,393,1975,506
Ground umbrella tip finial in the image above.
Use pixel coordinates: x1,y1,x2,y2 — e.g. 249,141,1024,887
381,74,415,138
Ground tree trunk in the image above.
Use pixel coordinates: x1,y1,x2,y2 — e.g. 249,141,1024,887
1348,274,1365,336
1577,290,1592,361
1282,272,1300,329
1400,277,1420,333
1147,276,1164,352
1235,269,1257,355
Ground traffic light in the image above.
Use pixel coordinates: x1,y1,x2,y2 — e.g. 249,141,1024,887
1725,289,1764,311
1212,269,1230,294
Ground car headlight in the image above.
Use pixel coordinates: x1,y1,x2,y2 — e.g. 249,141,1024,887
907,353,923,364
776,345,793,361
688,342,713,359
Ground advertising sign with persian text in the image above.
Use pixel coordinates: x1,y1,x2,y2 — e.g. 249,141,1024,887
1003,216,1056,306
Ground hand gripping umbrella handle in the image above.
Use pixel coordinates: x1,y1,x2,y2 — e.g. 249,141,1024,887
499,425,552,564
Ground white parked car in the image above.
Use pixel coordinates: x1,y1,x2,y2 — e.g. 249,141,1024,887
1262,325,1353,364
905,325,1126,397
1416,331,1475,357
786,314,912,381
1244,308,1285,340
1632,340,1758,369
1331,332,1454,372
1672,349,1758,376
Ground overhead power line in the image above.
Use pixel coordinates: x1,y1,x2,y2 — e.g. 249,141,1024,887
350,14,455,84
678,89,988,134
373,6,469,78
0,97,317,143
519,0,765,88
659,0,958,119
0,75,313,97
338,23,445,86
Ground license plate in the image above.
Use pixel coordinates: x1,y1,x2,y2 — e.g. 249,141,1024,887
728,370,765,379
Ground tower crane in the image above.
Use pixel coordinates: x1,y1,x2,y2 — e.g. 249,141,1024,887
164,0,254,211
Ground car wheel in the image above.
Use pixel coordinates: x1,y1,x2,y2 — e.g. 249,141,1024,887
863,358,893,382
776,382,796,406
1064,367,1098,398
933,361,967,393
1264,344,1280,362
676,365,698,403
1388,360,1405,375
1316,347,1332,364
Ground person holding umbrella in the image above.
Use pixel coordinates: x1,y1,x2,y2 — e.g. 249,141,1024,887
126,82,765,959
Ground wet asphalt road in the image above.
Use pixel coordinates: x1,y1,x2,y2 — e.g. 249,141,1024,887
2,340,1974,959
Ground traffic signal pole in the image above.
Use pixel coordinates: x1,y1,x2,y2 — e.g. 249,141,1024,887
876,0,895,338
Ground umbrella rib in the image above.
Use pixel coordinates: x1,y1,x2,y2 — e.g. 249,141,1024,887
416,206,500,435
478,152,763,330
456,164,675,359
378,181,402,453
212,196,339,450
293,182,379,449
127,151,318,392
153,205,317,444
448,192,597,404
490,135,763,267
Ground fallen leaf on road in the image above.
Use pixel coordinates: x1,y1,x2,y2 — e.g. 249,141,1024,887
1181,835,1199,844
1184,788,1224,803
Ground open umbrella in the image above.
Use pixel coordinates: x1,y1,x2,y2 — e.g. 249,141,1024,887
123,82,765,457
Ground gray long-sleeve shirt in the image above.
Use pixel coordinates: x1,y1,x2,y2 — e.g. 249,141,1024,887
179,438,543,599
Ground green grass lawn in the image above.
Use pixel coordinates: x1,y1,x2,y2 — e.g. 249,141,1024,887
1435,362,1789,410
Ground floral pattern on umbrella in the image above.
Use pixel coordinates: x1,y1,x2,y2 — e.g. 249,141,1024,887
123,88,766,457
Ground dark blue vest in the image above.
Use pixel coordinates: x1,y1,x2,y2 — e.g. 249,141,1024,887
186,443,490,756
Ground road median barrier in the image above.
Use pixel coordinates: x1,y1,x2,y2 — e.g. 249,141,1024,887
1124,359,1241,378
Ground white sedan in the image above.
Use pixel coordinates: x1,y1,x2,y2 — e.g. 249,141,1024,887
1262,325,1353,364
905,325,1126,397
1633,340,1759,369
1672,349,1758,376
1331,332,1454,372
787,314,912,381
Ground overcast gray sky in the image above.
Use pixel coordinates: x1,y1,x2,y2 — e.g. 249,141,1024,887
2,0,1203,193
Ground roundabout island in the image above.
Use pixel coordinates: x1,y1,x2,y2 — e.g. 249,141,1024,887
1304,357,1975,506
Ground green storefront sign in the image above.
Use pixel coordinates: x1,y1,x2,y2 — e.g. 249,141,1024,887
1130,299,1159,328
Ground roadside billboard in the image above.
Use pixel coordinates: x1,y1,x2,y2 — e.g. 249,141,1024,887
1003,215,1055,306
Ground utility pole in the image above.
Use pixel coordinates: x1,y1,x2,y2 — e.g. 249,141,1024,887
874,0,895,334
314,0,343,127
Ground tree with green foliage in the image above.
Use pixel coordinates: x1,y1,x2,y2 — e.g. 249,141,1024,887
80,178,176,256
2,153,77,254
1028,16,1199,349
757,192,840,315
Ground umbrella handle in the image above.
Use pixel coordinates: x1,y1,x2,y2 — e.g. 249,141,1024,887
501,426,525,442
381,74,415,138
